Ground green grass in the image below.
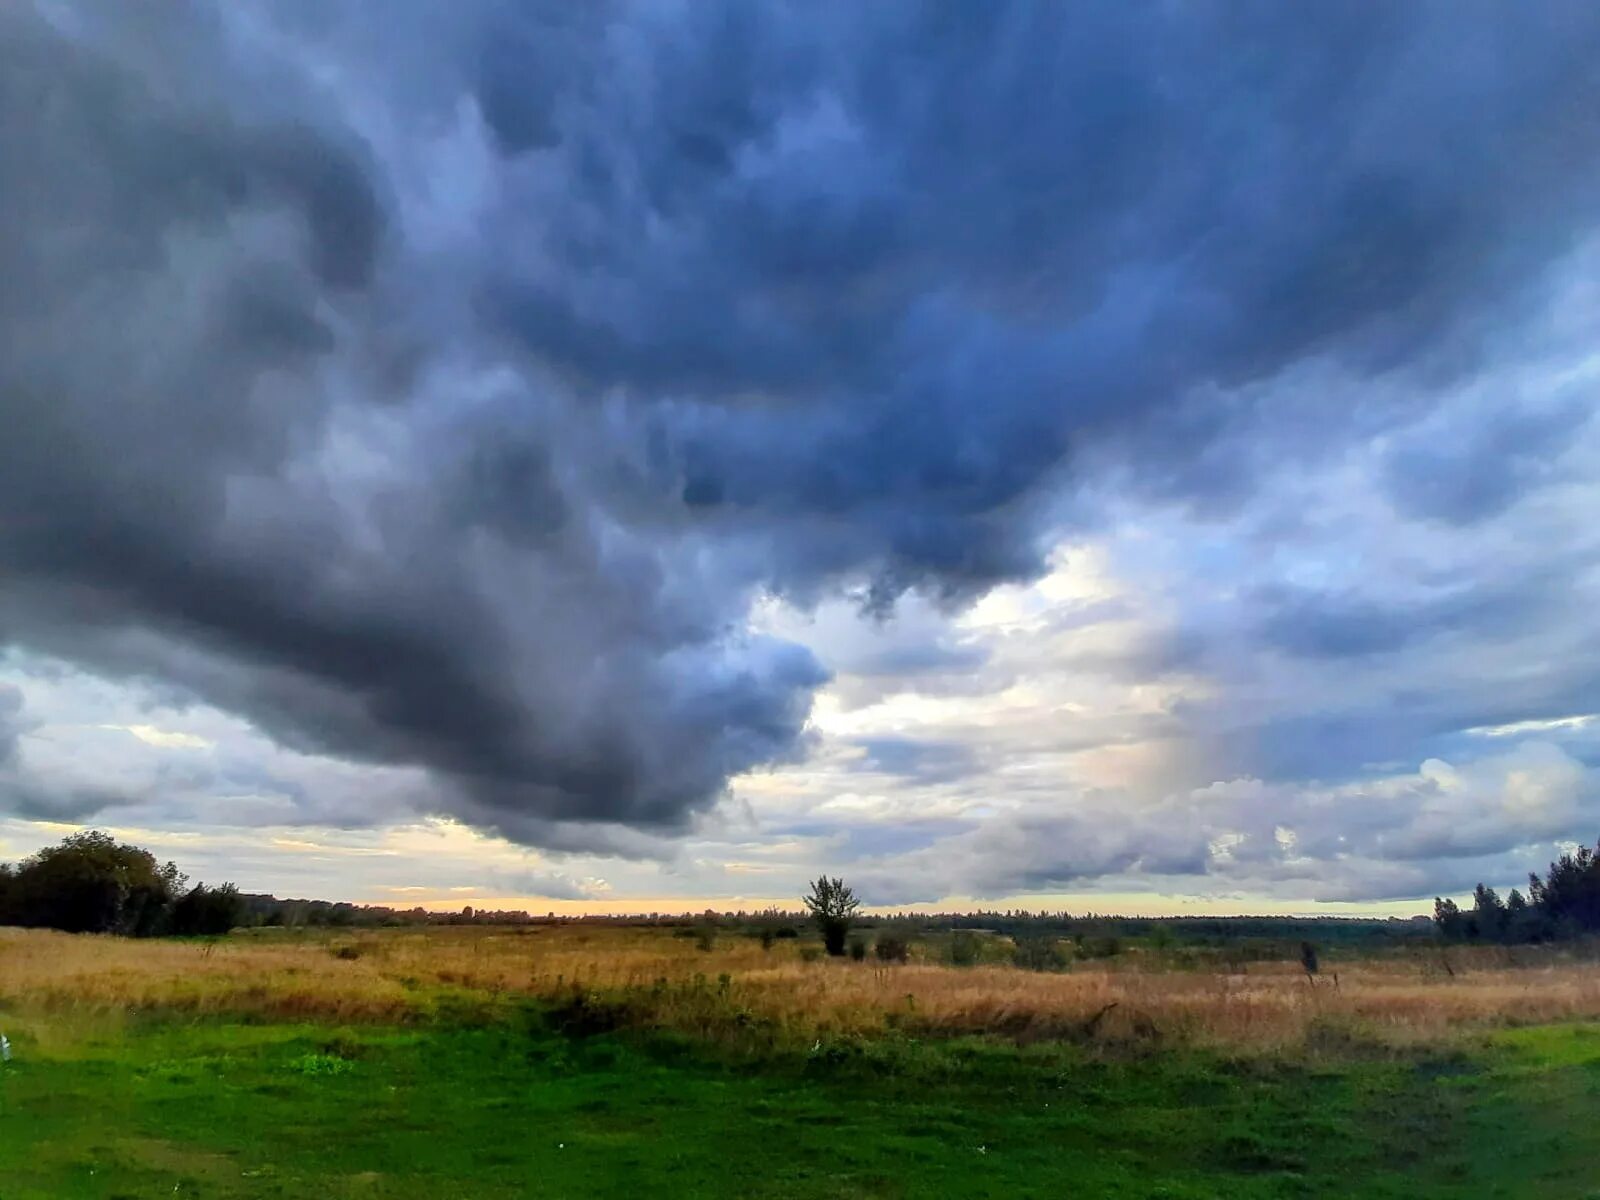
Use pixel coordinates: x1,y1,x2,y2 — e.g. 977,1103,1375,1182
3,1013,1599,1198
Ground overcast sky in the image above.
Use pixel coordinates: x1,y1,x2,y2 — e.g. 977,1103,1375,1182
3,2,1598,914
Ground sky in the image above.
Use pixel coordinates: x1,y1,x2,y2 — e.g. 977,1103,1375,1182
2,2,1598,916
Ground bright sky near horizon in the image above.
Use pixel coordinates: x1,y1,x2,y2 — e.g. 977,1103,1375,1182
2,2,1598,915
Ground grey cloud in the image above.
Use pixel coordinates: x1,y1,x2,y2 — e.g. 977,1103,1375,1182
490,868,606,903
472,1,1600,580
0,685,21,764
1253,572,1568,662
854,742,1600,905
1206,600,1600,787
4,2,1600,854
854,737,981,786
0,687,100,821
1381,397,1595,525
1194,656,1600,790
3,784,120,824
852,793,1215,905
841,639,990,681
0,5,824,840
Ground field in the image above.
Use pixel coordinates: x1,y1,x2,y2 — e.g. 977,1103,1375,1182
3,924,1600,1198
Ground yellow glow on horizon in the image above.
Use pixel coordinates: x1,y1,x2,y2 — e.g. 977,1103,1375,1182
367,889,1436,920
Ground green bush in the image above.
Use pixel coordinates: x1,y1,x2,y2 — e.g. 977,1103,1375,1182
950,931,982,966
1012,936,1064,971
1074,935,1124,960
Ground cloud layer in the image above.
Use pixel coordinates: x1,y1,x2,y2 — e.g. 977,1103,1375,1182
2,2,1598,903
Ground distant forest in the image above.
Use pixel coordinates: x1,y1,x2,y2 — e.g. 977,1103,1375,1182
4,830,1599,951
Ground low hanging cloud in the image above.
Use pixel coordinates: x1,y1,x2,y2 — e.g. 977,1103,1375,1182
3,2,1600,866
846,742,1600,906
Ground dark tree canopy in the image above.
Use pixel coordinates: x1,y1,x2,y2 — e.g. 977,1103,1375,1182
0,831,240,937
1438,839,1600,944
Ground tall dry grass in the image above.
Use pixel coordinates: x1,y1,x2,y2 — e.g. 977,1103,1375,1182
3,925,1599,1051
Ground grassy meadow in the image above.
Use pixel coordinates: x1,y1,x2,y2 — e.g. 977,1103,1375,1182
4,923,1600,1197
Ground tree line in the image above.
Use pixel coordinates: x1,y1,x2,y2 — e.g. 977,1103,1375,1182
1436,840,1600,943
9,833,1599,948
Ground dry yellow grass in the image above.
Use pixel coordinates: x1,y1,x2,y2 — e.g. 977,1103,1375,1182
4,924,1599,1051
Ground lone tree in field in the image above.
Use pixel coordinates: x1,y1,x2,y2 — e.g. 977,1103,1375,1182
803,876,860,957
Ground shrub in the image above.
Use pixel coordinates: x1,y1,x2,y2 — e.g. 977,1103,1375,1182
1012,936,1063,972
1075,935,1123,960
694,924,717,952
848,937,867,961
950,931,982,966
874,935,910,964
546,990,636,1038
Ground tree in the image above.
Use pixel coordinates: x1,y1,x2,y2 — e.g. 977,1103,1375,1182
1443,839,1600,945
0,831,249,938
168,883,243,936
1504,887,1542,942
1472,884,1509,943
2,831,185,934
1433,896,1466,941
1528,843,1600,933
802,876,859,957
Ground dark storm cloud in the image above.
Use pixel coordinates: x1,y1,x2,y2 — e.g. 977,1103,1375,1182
3,2,1599,847
0,4,825,837
474,0,1600,581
